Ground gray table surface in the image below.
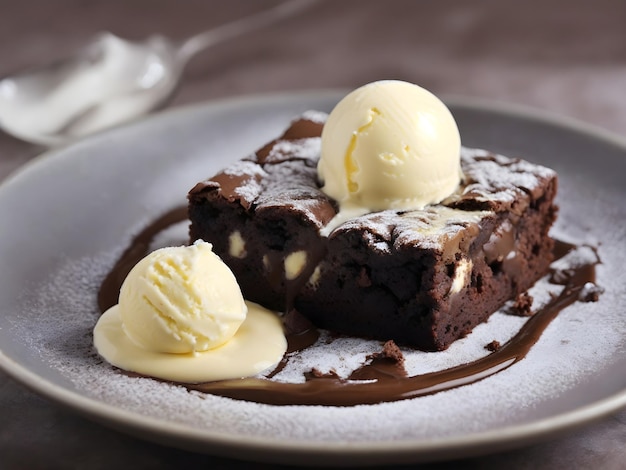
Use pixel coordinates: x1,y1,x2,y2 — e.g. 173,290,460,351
1,1,625,468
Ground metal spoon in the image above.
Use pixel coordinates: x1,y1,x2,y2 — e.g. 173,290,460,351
0,0,317,147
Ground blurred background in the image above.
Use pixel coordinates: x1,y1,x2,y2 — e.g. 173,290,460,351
1,1,625,468
2,1,626,164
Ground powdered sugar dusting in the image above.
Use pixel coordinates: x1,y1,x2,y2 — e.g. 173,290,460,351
197,138,556,244
222,160,266,179
333,207,491,252
300,110,329,124
223,160,267,201
266,138,321,163
458,148,556,205
551,245,599,271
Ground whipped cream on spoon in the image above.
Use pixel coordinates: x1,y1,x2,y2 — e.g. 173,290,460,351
0,0,316,147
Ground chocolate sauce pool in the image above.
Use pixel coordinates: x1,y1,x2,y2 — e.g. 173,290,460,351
97,207,601,406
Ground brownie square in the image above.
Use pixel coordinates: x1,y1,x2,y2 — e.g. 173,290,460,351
188,111,558,350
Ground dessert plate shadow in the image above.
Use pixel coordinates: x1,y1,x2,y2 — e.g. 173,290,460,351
0,91,625,466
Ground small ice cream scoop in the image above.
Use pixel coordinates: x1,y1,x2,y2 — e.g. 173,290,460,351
93,240,287,383
118,240,247,354
318,80,463,228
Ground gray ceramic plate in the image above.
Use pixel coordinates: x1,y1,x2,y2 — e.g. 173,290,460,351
0,91,625,466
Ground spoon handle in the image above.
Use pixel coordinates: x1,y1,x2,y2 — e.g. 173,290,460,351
177,0,318,63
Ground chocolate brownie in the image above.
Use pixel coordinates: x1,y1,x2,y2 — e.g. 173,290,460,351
188,111,558,350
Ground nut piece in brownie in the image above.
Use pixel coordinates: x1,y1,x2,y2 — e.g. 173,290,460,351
188,111,558,350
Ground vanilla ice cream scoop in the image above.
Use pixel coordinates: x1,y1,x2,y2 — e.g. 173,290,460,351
318,80,462,218
118,240,246,354
94,240,287,383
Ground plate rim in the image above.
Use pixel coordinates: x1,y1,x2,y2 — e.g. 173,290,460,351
3,348,624,465
1,90,625,466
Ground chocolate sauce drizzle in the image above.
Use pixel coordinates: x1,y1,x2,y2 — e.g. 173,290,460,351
97,207,601,406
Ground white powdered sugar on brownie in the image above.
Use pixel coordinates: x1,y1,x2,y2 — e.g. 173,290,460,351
201,160,268,203
203,133,555,232
299,110,328,124
264,137,321,163
335,207,492,252
458,148,557,206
